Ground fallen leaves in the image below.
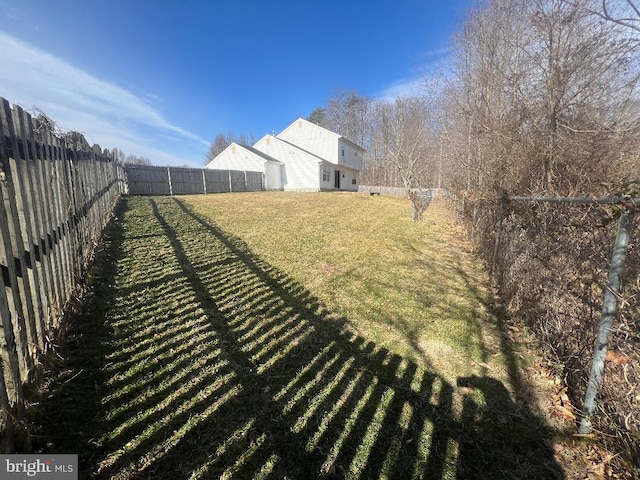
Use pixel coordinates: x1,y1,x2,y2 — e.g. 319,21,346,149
551,385,577,421
533,360,578,422
583,445,621,480
605,350,628,367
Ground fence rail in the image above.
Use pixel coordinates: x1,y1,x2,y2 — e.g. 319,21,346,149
0,97,126,451
358,185,450,197
125,165,264,195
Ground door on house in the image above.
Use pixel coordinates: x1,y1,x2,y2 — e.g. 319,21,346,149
334,170,341,189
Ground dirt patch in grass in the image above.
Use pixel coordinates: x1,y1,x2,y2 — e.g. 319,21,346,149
29,193,585,479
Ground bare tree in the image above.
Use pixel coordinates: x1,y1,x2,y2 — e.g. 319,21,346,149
324,88,372,148
566,0,640,32
442,0,640,195
205,132,257,165
372,96,435,192
124,155,152,166
110,148,126,163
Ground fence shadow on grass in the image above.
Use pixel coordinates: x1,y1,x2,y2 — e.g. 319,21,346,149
34,196,564,479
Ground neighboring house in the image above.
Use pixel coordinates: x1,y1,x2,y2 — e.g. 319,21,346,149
205,118,365,192
205,142,284,190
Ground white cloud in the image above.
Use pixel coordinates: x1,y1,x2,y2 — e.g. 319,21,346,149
375,46,452,101
0,30,209,166
376,76,426,101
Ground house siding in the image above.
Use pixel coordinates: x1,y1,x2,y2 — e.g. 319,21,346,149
253,135,322,191
319,161,359,191
338,139,364,171
206,143,283,190
205,143,264,172
278,118,364,171
208,118,364,192
278,118,338,163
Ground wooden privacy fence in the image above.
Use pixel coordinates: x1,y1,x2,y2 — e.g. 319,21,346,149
126,164,264,195
0,98,126,450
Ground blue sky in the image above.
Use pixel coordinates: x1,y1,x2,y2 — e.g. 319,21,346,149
0,1,473,167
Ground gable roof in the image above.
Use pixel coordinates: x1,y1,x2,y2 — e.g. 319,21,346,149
205,142,283,168
279,117,366,152
270,136,329,164
254,134,334,163
239,144,284,164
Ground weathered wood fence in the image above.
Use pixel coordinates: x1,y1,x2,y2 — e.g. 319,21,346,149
358,185,450,197
126,165,263,195
0,98,127,451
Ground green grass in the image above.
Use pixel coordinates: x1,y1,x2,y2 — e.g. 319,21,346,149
183,193,498,379
32,192,565,479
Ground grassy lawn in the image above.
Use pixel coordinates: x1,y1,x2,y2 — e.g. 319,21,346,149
184,193,497,379
33,192,565,479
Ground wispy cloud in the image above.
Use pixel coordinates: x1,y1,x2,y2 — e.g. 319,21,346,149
0,30,208,166
376,77,426,101
375,46,452,101
0,1,25,21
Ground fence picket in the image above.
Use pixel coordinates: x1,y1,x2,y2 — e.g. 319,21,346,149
15,107,47,352
0,97,126,451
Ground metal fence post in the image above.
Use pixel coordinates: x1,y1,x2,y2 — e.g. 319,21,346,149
578,209,632,434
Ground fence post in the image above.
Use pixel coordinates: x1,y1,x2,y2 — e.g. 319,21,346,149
490,218,502,279
202,169,207,195
228,170,233,193
490,195,509,279
167,167,173,196
578,209,632,434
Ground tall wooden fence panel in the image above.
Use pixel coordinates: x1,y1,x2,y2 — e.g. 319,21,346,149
125,165,264,195
126,165,170,195
205,169,231,193
0,98,126,451
245,171,263,192
170,167,205,195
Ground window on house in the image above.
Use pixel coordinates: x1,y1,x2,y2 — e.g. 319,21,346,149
352,176,357,185
322,166,331,182
342,149,345,157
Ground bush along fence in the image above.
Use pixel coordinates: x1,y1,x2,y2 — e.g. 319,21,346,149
450,191,639,464
125,164,263,195
0,98,127,451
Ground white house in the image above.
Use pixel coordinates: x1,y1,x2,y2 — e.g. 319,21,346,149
205,142,284,190
205,118,365,192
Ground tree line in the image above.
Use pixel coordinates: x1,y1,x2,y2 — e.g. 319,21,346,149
295,0,640,471
293,0,639,196
201,0,639,198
